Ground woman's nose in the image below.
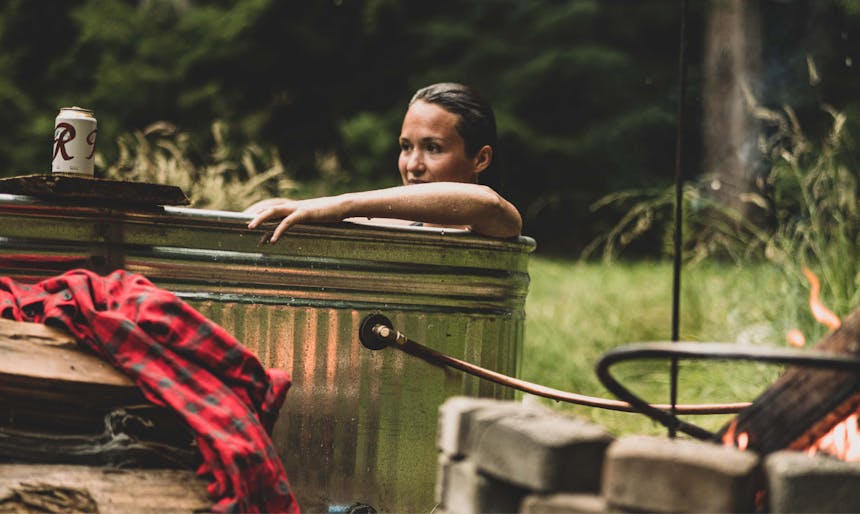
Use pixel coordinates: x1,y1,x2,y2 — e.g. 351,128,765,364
406,151,425,175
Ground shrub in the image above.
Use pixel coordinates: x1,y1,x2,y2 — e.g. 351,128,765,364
100,120,298,211
586,91,857,338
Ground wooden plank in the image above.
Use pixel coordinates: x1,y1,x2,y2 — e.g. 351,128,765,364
0,464,210,513
0,174,190,206
0,319,134,387
0,319,147,431
0,318,77,346
0,320,199,471
719,306,860,454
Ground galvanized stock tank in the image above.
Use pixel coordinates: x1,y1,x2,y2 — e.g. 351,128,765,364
0,193,535,513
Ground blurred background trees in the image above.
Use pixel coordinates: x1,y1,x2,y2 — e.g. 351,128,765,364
0,0,857,255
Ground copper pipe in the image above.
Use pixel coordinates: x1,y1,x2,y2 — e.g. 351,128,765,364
359,314,750,415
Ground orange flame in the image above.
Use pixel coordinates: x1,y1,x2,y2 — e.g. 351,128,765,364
737,431,749,451
721,418,751,451
722,418,737,446
796,267,855,461
786,329,806,348
784,267,840,348
807,413,860,461
802,266,842,330
732,267,853,459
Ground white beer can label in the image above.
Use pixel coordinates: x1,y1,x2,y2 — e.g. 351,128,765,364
52,106,97,176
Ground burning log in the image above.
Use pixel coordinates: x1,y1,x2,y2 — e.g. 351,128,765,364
719,305,860,456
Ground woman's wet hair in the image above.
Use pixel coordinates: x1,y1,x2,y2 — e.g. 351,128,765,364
409,83,497,159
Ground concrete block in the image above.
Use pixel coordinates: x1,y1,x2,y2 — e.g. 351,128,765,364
521,493,609,513
438,397,507,457
441,458,528,514
603,435,760,513
437,396,549,457
435,453,451,505
473,412,613,492
765,450,860,513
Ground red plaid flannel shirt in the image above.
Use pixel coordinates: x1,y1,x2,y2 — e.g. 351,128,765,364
0,269,299,513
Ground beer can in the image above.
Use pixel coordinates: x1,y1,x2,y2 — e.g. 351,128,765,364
52,106,97,176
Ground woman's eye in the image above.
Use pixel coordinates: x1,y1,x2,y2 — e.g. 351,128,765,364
427,144,441,153
400,142,412,152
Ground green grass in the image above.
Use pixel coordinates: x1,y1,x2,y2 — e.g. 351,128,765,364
520,256,825,438
557,103,859,440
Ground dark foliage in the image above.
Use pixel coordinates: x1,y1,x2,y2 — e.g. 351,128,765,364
0,0,856,254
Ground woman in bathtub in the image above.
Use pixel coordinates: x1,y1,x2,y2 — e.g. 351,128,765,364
245,82,522,241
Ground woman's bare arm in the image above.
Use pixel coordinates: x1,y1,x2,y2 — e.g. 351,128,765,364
245,182,522,242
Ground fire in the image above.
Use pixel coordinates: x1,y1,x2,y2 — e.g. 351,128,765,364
807,413,860,462
784,267,841,348
786,329,805,348
801,266,841,330
737,431,750,451
722,419,737,446
727,267,857,460
793,267,857,461
721,418,751,450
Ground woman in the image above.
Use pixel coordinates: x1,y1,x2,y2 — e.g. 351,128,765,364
246,83,522,242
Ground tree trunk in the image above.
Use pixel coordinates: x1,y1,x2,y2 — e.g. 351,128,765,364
703,0,763,223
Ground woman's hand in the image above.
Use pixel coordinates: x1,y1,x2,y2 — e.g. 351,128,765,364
243,198,292,214
247,195,352,243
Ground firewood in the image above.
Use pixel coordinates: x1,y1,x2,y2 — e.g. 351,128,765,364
0,464,210,513
718,306,860,454
0,319,146,433
0,174,189,207
0,319,197,469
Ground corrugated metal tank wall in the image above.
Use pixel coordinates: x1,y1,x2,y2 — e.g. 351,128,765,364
0,195,535,512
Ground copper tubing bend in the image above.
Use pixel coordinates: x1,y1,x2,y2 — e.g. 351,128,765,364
358,313,751,416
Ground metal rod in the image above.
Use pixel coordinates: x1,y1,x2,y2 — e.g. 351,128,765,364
670,0,691,439
596,341,860,440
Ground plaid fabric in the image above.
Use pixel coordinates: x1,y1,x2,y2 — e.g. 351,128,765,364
0,269,299,514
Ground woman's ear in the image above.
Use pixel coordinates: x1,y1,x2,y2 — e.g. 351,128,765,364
472,145,493,176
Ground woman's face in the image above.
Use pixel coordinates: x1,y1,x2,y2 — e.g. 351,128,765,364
398,100,486,185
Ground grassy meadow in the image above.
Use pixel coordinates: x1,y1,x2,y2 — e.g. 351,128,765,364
519,255,834,438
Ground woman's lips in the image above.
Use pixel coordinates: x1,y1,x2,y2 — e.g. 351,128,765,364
408,179,428,185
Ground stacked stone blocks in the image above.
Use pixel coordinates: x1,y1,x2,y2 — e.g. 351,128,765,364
435,396,860,513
